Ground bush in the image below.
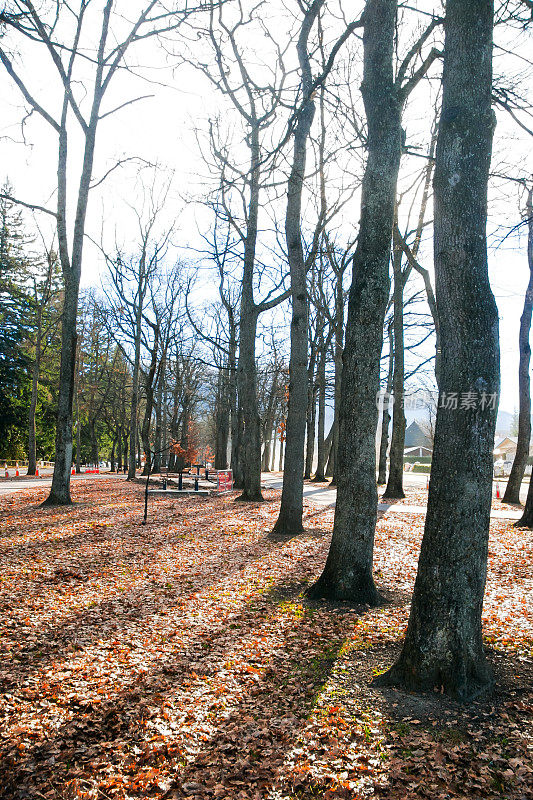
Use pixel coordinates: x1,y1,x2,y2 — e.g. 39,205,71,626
412,464,431,473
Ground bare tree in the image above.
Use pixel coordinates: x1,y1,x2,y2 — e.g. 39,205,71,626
27,244,62,475
308,0,440,601
184,2,291,500
0,0,201,504
377,0,499,700
272,1,365,535
505,185,533,505
101,202,171,480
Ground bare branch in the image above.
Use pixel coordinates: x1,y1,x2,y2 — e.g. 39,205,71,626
0,48,60,131
0,192,58,218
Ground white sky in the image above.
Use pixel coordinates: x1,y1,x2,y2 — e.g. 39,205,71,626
1,0,532,414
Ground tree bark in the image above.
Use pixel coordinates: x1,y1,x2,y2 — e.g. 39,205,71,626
272,0,323,535
328,263,345,484
313,345,328,481
384,232,406,498
153,369,163,474
214,365,230,470
304,380,318,479
376,0,498,700
270,427,277,471
45,21,105,505
90,419,99,467
304,339,319,479
27,304,42,476
141,334,159,476
307,0,402,599
235,110,263,501
128,299,142,480
377,321,394,485
44,272,79,504
505,187,533,506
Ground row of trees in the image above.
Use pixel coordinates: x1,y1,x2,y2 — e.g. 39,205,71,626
1,0,533,703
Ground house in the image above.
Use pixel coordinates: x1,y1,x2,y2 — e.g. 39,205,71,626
404,445,433,458
404,421,433,457
493,436,518,462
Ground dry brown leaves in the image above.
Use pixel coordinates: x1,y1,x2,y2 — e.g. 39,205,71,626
0,479,531,800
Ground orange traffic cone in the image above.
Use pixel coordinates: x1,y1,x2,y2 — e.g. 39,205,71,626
15,463,19,477
496,482,500,499
426,475,429,490
36,465,40,477
71,466,75,475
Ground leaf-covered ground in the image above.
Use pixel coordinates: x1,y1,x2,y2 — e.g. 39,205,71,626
0,480,531,800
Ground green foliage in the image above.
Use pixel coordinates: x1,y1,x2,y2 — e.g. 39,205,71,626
412,464,431,473
0,183,32,454
0,182,63,460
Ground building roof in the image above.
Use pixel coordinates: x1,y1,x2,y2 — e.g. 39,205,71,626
494,436,518,449
404,421,432,450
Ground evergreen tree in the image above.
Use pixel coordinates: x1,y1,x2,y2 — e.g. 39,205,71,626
0,183,32,454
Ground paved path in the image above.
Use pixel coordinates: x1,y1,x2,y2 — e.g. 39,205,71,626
1,471,525,521
261,474,524,521
0,472,125,497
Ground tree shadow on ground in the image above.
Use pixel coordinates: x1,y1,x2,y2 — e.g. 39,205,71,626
0,568,359,800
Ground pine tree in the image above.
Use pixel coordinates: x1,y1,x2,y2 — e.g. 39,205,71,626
0,183,33,454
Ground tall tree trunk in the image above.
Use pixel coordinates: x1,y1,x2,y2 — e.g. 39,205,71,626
228,344,241,486
162,383,168,467
123,432,128,474
90,420,99,467
272,0,322,535
377,321,394,485
307,0,402,600
232,408,244,488
153,370,163,474
128,314,142,480
313,347,327,481
304,382,318,479
505,187,533,506
141,341,159,476
384,233,406,498
215,367,230,470
237,307,262,499
377,0,498,700
325,430,335,478
168,365,180,472
304,343,318,479
278,435,284,472
262,372,280,473
45,73,101,505
329,283,344,483
117,427,122,472
236,114,263,501
110,436,116,473
177,400,190,473
270,427,277,471
44,273,79,504
75,386,82,475
27,305,42,476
